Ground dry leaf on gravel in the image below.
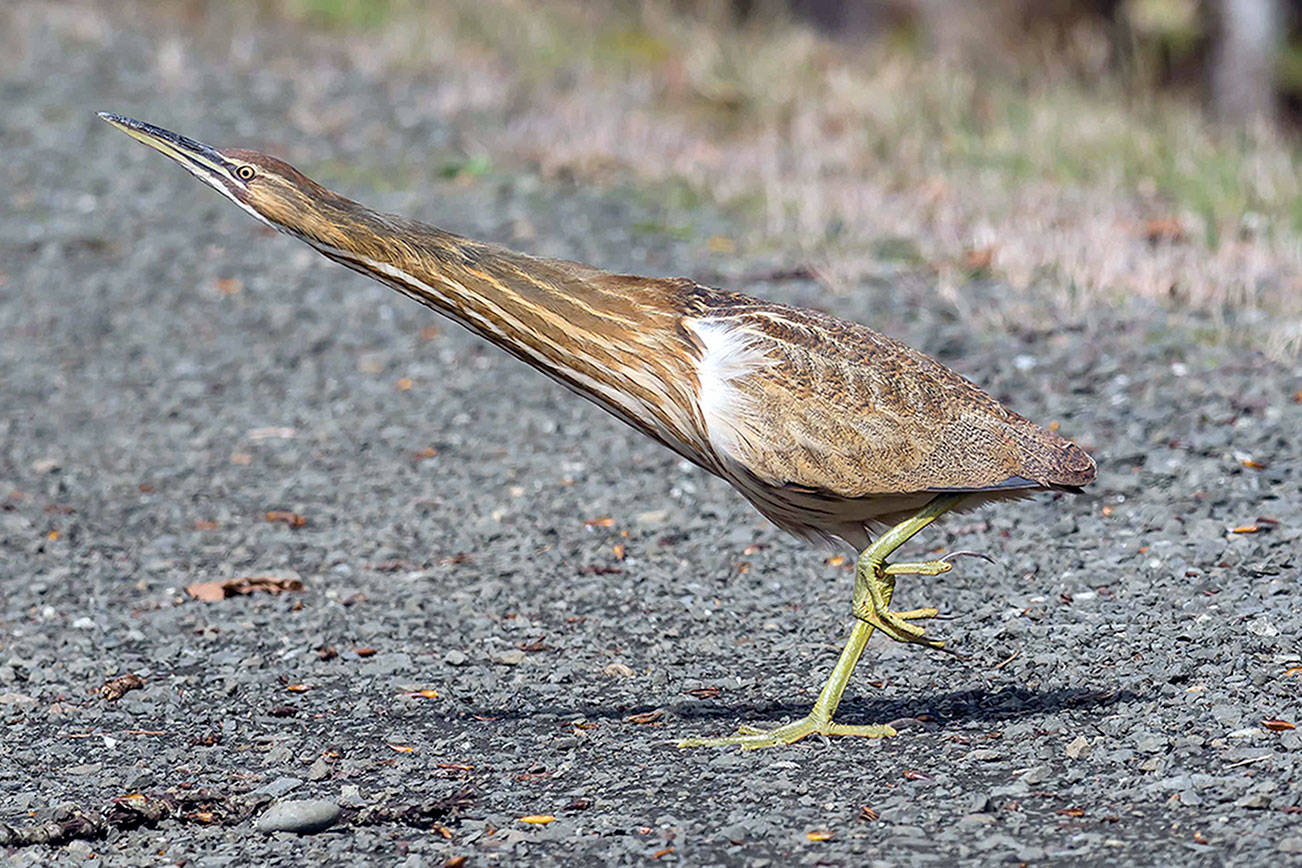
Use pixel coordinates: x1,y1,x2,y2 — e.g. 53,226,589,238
520,814,555,825
264,510,306,528
1262,719,1296,731
517,636,549,653
624,709,664,725
684,686,722,699
99,673,144,701
185,576,303,602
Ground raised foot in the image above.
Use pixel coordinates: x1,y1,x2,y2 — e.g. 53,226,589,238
677,716,898,750
853,556,967,650
854,603,946,648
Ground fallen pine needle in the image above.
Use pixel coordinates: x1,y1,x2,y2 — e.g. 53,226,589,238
185,575,302,602
991,647,1022,670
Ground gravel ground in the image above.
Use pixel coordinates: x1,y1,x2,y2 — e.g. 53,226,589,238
3,4,1300,866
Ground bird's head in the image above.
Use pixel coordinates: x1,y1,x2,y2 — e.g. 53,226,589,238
98,112,357,248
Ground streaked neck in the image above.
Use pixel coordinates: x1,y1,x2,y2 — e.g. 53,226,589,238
299,207,708,462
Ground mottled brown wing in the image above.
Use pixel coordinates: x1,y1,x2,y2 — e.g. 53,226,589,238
699,300,1094,499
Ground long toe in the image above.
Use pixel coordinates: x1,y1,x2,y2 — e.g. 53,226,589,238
678,716,899,750
854,605,938,644
891,607,940,621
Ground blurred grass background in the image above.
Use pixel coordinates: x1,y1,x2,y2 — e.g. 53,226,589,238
48,0,1302,353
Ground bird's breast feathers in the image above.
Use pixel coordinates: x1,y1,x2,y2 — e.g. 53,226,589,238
684,317,780,470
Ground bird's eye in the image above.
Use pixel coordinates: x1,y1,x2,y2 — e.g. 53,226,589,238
235,165,256,181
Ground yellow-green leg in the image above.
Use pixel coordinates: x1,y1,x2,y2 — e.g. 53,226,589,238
677,494,964,750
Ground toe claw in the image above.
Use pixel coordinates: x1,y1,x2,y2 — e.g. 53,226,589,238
934,643,970,661
940,549,996,565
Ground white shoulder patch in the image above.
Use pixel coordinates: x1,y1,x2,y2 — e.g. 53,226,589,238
686,318,772,461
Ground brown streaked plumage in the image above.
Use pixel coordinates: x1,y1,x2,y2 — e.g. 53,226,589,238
100,113,1096,750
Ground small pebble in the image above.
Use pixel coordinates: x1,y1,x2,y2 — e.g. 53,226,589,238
491,649,526,665
255,799,341,834
257,776,304,798
443,650,468,666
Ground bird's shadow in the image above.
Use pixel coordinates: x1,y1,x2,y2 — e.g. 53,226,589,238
461,684,1135,729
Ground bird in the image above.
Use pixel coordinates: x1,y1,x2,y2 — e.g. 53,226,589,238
100,112,1096,749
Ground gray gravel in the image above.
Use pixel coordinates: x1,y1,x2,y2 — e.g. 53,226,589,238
3,4,1300,866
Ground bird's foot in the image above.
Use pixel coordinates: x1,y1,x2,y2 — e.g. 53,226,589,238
857,551,991,654
852,561,948,649
851,598,947,648
677,714,897,750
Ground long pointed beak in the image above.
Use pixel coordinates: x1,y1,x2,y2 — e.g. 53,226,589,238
98,112,233,180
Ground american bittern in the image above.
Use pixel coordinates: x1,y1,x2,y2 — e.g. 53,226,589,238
101,113,1096,750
